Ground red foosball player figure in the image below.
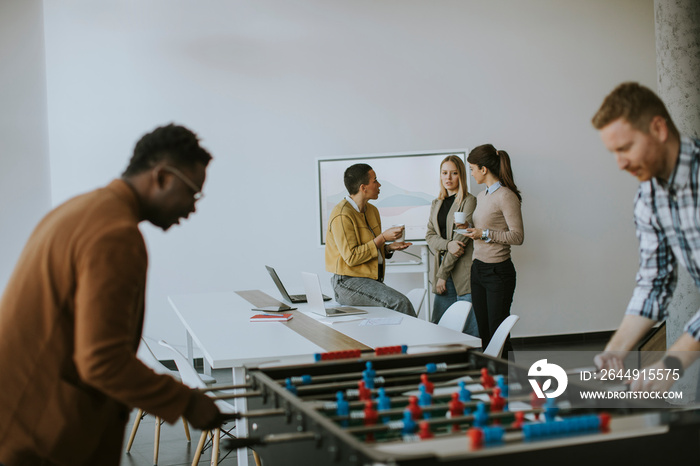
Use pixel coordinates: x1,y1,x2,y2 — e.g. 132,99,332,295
405,395,423,420
419,373,434,394
418,421,434,440
489,387,506,413
511,411,525,429
529,389,545,420
488,387,505,425
363,400,378,442
364,400,378,425
467,427,484,450
448,392,465,432
480,368,495,389
358,380,372,401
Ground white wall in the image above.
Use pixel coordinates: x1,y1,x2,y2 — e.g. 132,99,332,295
0,0,51,290
36,0,655,356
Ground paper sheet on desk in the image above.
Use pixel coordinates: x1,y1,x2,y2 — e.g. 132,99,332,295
359,317,403,326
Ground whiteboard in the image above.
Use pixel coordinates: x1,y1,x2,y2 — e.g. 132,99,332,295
317,150,469,245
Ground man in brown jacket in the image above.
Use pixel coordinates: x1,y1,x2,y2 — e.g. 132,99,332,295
0,124,222,466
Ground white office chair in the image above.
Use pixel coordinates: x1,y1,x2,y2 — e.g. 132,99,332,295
158,340,237,466
437,301,473,332
483,315,520,358
406,288,427,318
126,338,196,465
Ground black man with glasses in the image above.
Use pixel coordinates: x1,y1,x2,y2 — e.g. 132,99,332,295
0,124,223,466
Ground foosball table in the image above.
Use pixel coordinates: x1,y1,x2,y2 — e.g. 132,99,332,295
218,345,700,465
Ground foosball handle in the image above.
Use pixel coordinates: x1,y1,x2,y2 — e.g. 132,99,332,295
225,437,264,449
220,412,243,422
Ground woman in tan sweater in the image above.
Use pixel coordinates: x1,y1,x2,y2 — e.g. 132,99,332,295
425,155,478,335
460,144,524,356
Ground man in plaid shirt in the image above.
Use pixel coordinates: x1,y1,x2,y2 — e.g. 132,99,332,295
592,82,700,392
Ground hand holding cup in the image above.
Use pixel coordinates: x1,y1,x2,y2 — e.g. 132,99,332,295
383,225,404,242
392,224,406,242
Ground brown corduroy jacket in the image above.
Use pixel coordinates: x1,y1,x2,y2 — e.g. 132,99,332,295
0,180,192,466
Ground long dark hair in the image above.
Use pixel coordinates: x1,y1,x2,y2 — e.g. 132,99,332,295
467,144,521,202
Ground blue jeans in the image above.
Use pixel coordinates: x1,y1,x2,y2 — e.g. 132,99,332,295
431,277,480,338
331,275,416,317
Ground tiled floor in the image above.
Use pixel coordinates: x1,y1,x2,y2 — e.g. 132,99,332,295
120,337,608,465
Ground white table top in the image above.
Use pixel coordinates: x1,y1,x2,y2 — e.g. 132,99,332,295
168,291,480,369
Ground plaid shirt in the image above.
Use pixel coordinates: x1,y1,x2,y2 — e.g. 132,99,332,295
627,136,700,339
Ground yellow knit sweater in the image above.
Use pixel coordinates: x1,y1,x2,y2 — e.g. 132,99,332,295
325,199,387,279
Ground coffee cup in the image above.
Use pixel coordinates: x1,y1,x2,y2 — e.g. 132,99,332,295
392,224,405,242
454,211,467,225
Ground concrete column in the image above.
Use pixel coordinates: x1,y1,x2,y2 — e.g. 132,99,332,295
654,0,700,400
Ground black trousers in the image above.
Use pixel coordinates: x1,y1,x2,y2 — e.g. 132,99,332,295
471,258,516,357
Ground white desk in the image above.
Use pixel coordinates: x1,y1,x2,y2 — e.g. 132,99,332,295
168,291,480,465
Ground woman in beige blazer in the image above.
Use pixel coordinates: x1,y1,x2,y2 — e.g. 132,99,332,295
425,155,478,336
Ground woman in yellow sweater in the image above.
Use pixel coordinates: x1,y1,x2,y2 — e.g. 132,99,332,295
325,163,416,316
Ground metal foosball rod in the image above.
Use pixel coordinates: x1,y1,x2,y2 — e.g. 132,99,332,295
348,410,610,449
301,375,506,403
274,361,477,386
219,408,288,422
295,368,508,399
327,390,534,418
195,383,253,392
362,375,505,397
223,432,319,450
218,406,530,452
462,412,611,450
208,390,263,400
342,407,543,436
329,384,536,423
318,387,497,411
294,372,473,397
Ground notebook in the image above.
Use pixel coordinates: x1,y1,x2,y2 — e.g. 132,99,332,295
250,313,293,322
266,265,331,304
301,272,368,317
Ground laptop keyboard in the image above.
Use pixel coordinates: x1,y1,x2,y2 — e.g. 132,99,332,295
291,293,331,301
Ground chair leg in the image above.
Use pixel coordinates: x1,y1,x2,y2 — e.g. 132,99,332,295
154,416,162,465
253,450,262,466
182,417,191,442
126,409,144,453
210,427,221,465
192,430,208,466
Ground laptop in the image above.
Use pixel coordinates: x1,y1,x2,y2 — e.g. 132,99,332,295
266,266,331,304
301,272,368,317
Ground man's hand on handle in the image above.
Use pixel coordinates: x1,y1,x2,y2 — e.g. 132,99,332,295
184,390,224,431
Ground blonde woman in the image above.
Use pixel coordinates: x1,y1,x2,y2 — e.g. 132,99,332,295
425,155,478,336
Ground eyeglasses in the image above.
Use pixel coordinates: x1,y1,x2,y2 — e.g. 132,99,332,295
163,166,204,201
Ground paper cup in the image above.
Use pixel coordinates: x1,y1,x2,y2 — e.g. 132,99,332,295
392,224,405,242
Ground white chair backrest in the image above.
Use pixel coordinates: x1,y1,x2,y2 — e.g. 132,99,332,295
158,340,235,414
138,338,178,378
406,288,427,317
437,301,472,332
483,315,520,357
158,340,208,389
